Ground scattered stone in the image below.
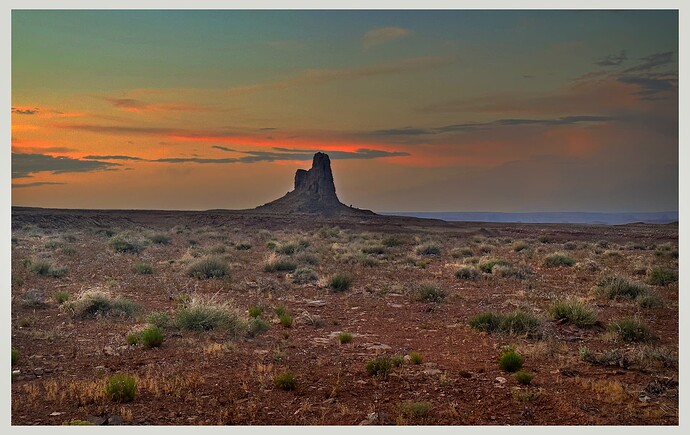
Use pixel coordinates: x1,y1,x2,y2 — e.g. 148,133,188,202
107,415,123,425
49,412,64,416
424,368,443,376
306,300,327,307
495,376,507,384
34,368,44,376
365,343,391,351
86,415,106,426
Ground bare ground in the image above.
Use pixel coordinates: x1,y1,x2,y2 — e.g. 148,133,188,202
10,207,679,425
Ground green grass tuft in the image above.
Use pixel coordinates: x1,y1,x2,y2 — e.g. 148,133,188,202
274,372,298,391
549,300,597,326
132,262,153,275
608,318,656,343
187,256,229,279
329,272,353,292
105,374,137,403
366,357,393,378
648,267,678,286
544,252,575,267
514,371,533,385
499,350,524,372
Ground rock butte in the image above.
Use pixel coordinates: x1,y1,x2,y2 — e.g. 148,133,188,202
254,152,376,216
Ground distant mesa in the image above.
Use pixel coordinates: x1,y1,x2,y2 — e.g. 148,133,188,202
254,152,376,216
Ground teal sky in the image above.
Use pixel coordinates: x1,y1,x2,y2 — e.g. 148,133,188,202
11,10,678,212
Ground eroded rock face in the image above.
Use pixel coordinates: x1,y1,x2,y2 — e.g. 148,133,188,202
254,152,375,216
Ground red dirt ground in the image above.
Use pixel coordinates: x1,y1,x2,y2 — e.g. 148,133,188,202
10,207,678,425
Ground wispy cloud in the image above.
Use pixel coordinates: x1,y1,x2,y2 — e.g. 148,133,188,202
12,181,66,189
368,116,613,137
594,50,627,66
362,26,410,49
57,124,180,135
12,145,77,154
12,153,120,178
82,155,146,161
212,145,236,152
226,56,453,95
617,74,676,100
103,97,216,113
12,107,40,115
623,51,674,73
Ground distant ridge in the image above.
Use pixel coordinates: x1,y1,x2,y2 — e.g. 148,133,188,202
254,152,375,217
383,211,679,225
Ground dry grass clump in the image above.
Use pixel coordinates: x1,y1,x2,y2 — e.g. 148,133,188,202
63,289,140,319
549,300,598,326
186,256,229,279
175,295,246,335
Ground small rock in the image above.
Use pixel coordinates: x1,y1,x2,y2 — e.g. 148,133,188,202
495,377,507,384
49,412,64,416
86,415,106,426
34,368,44,376
107,415,123,425
307,300,326,307
365,343,391,351
424,368,442,376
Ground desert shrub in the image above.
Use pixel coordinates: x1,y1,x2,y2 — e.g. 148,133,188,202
455,265,479,280
478,258,510,273
514,371,533,385
452,247,474,259
499,350,524,372
176,296,245,334
126,331,141,345
594,276,649,300
146,311,172,328
292,267,318,284
274,372,297,391
295,252,320,265
329,272,353,292
319,226,340,239
382,236,403,247
274,304,287,317
105,374,137,403
416,243,441,256
338,332,353,344
581,346,676,369
247,317,271,337
27,259,67,278
235,242,252,250
492,264,530,279
63,290,140,319
248,306,264,318
132,262,153,275
563,241,578,250
469,311,541,337
538,235,553,243
187,256,229,279
109,234,146,254
414,282,446,303
55,291,70,304
513,241,529,252
61,246,77,256
400,401,433,418
468,312,503,332
140,325,164,347
19,289,48,308
366,357,393,378
544,253,575,267
391,355,404,367
276,242,298,255
608,318,656,343
647,267,678,286
11,348,19,366
637,293,663,309
263,257,297,273
44,239,62,249
478,243,493,254
655,247,678,259
148,233,170,245
210,244,226,254
500,311,542,336
549,300,597,326
362,245,386,255
279,313,294,328
266,241,278,251
409,351,423,364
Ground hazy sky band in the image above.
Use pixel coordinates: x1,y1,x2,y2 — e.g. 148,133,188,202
11,10,678,212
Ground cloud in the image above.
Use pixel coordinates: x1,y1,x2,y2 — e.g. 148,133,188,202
617,74,676,100
362,26,410,49
103,97,215,113
12,146,77,154
368,115,613,137
211,145,236,152
623,51,674,73
137,148,410,165
57,124,180,135
594,50,627,66
12,182,66,189
82,155,146,161
12,153,120,178
12,107,40,115
226,56,454,95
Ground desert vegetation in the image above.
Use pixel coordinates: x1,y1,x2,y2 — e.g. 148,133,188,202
10,213,678,425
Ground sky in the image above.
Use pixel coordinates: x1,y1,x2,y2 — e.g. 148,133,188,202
10,10,679,212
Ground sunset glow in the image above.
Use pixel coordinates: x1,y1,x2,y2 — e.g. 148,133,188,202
11,10,678,212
